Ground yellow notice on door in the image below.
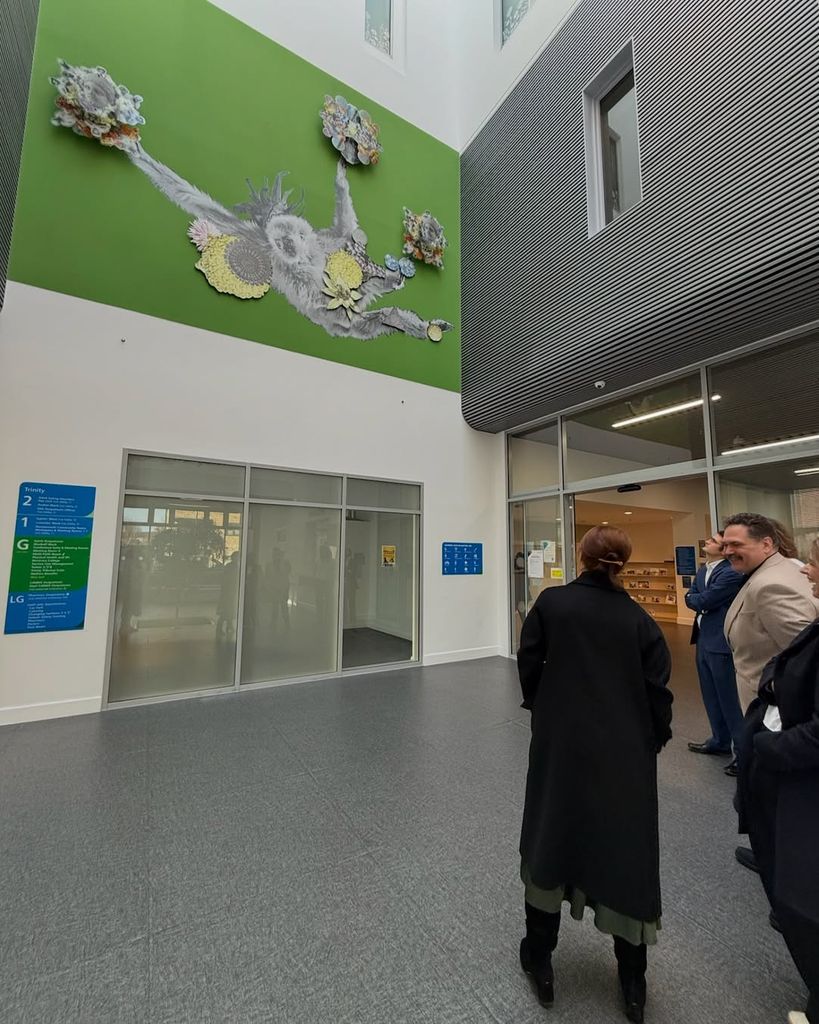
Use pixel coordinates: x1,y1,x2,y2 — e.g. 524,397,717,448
550,567,564,580
381,545,396,568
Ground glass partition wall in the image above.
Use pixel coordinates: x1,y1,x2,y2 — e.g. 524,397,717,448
107,455,421,705
506,329,819,652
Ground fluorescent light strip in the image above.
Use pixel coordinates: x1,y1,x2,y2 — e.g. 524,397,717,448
722,433,819,456
795,467,819,476
612,395,720,429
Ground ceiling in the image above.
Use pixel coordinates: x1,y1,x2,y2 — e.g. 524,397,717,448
573,499,679,526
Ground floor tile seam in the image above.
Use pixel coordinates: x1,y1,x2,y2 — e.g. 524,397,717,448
145,845,387,942
384,879,509,1017
145,764,313,808
145,789,359,856
0,934,150,990
0,748,151,786
664,901,792,974
144,730,301,757
303,764,375,850
472,987,511,1024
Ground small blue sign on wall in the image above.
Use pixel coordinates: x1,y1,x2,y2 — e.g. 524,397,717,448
442,542,483,576
675,545,697,576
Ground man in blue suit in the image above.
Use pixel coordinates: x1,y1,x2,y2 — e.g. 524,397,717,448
685,531,746,775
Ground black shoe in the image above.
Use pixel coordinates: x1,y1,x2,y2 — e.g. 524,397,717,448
688,741,731,755
769,911,782,933
520,937,554,1007
735,846,759,873
723,758,738,777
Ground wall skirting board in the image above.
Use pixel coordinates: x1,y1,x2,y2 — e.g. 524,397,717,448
0,696,102,726
423,646,502,666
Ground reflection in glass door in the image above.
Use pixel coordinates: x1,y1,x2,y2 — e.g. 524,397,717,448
240,504,342,683
509,496,564,650
108,496,243,702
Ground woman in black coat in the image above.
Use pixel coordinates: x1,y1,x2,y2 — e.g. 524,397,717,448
737,539,819,1024
517,526,673,1024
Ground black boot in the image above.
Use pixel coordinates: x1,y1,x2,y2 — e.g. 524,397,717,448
613,936,647,1023
520,902,560,1007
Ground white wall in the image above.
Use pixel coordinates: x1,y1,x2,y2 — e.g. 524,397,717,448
719,479,793,525
456,0,580,148
208,0,580,151
0,283,506,723
209,0,462,148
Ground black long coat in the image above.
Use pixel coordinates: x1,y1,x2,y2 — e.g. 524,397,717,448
518,571,673,923
738,620,819,927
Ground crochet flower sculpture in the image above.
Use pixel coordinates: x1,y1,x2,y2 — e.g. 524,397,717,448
195,235,271,300
49,59,144,149
402,208,448,268
320,95,382,166
323,250,364,318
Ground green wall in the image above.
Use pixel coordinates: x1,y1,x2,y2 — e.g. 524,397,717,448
10,0,461,391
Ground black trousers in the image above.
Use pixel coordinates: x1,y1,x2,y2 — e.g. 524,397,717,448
777,904,819,1022
741,723,818,1021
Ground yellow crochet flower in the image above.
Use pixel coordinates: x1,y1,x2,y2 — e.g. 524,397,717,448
195,235,270,300
323,249,364,318
325,250,363,290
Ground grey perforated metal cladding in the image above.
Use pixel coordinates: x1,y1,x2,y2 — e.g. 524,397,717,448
460,0,819,433
0,0,39,311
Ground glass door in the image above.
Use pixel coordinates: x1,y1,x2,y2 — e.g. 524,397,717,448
342,510,419,669
109,495,244,702
509,495,564,650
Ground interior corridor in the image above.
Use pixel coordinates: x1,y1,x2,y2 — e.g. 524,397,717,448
0,630,804,1023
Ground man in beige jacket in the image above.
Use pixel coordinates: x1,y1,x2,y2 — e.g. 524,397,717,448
722,512,819,876
723,513,819,712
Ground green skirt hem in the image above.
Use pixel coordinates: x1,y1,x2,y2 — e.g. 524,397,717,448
521,862,660,947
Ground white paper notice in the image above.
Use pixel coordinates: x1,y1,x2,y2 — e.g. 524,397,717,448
527,550,544,579
542,540,556,563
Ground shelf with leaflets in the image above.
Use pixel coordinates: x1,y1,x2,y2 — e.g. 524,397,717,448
624,561,679,621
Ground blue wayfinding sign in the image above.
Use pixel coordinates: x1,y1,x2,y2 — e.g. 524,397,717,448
442,542,483,576
5,482,96,635
675,545,697,576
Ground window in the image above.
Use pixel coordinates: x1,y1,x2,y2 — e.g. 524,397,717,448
709,331,819,460
717,456,819,561
564,375,707,485
365,0,392,56
508,423,560,496
584,43,642,234
108,454,422,704
509,496,563,649
501,0,533,45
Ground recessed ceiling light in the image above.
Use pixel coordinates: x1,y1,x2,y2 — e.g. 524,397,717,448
624,511,633,515
794,467,819,476
602,521,609,525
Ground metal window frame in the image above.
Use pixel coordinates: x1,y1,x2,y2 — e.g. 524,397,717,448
583,39,642,236
503,325,819,656
103,450,423,711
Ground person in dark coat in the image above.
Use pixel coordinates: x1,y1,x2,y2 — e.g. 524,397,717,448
517,525,673,1024
737,538,819,1024
684,531,745,774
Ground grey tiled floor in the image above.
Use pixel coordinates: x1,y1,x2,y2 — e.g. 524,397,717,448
0,627,806,1023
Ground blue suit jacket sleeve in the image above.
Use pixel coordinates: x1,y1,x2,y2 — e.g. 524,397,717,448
685,564,744,613
684,566,706,611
